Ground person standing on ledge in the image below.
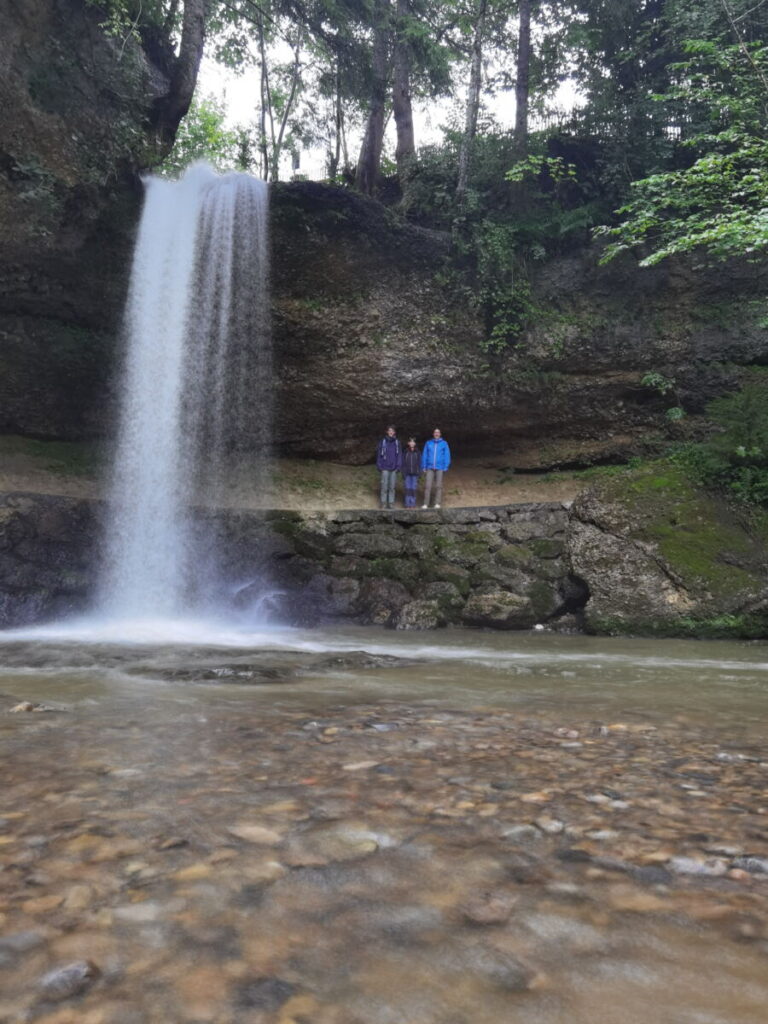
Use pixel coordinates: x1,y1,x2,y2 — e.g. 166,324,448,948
421,427,451,509
376,424,402,510
401,437,421,509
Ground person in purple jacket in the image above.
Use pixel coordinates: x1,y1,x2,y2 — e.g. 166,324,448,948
376,425,402,509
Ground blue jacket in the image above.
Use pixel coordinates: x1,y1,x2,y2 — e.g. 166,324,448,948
421,438,451,472
376,436,402,471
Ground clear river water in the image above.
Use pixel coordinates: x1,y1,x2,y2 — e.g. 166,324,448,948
1,627,767,1023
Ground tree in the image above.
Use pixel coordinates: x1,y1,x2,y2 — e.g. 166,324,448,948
393,0,416,175
597,41,768,266
162,94,243,175
513,0,531,154
356,0,391,194
455,0,487,202
86,0,213,155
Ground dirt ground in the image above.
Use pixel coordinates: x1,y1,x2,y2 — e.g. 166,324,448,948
0,436,585,509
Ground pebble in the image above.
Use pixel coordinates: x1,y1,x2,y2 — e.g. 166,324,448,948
535,816,565,835
501,825,542,845
39,961,100,1002
113,901,166,923
227,824,283,845
461,890,517,925
342,760,380,771
732,856,768,875
283,823,380,866
669,857,728,877
10,701,54,713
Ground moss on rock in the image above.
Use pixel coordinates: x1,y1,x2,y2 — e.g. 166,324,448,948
569,461,768,638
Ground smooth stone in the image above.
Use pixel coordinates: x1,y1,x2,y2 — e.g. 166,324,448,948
227,824,283,846
113,901,166,923
39,960,100,1002
461,890,517,925
668,856,728,877
283,823,381,866
535,816,564,835
732,856,768,874
501,825,542,845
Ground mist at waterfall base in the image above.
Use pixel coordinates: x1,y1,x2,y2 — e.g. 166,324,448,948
79,162,279,644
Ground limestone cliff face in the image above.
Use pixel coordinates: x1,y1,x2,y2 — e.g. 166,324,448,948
0,0,171,440
1,4,767,465
272,183,768,465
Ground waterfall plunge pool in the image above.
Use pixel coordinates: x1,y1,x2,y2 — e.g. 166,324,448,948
1,627,768,1023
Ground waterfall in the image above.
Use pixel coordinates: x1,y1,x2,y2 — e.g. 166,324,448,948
98,163,271,621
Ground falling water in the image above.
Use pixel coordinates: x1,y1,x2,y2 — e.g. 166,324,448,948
99,163,271,620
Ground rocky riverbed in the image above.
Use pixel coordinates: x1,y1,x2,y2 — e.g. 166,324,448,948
1,630,767,1023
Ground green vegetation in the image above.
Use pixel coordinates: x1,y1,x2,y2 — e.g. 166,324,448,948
673,372,768,505
598,41,768,268
163,96,249,177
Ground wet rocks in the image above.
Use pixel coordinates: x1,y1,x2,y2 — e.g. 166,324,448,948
461,591,537,630
227,824,284,846
568,464,768,637
396,599,443,630
461,890,518,925
282,823,382,866
39,960,100,1002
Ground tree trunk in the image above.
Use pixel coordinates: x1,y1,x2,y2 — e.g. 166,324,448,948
514,0,531,155
258,41,270,180
356,0,390,195
328,62,343,179
154,0,209,152
392,0,415,180
271,32,303,182
455,0,486,204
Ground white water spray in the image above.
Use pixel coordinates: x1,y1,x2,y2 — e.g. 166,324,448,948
99,164,270,621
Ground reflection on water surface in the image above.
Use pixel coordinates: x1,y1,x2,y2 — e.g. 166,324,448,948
1,627,767,1023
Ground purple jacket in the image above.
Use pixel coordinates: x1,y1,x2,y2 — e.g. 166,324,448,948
376,436,402,471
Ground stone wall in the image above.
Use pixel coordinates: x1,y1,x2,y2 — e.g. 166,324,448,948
0,493,584,630
265,504,584,630
3,478,766,638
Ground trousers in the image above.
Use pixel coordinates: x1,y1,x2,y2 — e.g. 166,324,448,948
379,469,397,506
423,469,444,506
403,474,419,507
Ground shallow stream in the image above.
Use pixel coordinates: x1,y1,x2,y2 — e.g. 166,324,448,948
1,626,767,1023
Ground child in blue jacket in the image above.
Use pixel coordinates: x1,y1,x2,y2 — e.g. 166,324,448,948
421,428,451,508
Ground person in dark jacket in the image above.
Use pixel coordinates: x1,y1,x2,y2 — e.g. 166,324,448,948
376,425,402,509
421,427,451,508
401,437,421,508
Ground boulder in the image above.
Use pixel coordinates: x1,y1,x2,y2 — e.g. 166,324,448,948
395,600,443,631
461,591,537,630
568,463,768,636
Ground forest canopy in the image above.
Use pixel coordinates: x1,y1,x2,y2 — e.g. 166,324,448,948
88,0,768,328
